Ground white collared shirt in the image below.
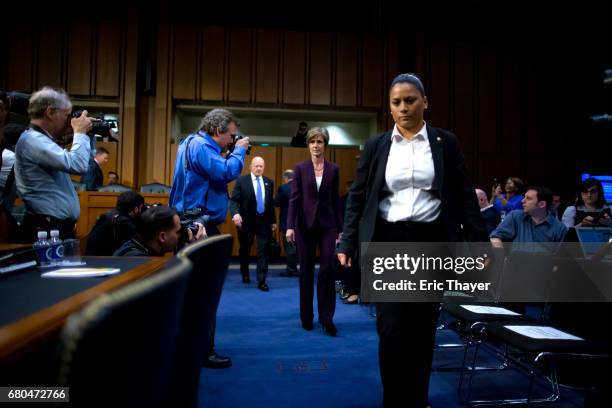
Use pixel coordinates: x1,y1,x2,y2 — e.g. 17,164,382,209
378,123,441,222
251,172,265,201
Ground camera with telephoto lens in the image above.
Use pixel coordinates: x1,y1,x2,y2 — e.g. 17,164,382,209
71,109,117,139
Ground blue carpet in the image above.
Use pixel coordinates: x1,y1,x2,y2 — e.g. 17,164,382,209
198,264,585,407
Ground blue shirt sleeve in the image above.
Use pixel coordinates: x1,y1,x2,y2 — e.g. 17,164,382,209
490,210,519,241
190,144,245,183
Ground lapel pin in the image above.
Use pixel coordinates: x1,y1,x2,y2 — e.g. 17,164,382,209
436,136,442,142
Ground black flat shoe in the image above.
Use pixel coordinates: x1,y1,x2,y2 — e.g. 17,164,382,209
302,320,314,331
203,352,232,369
242,275,251,284
321,322,338,336
258,282,269,291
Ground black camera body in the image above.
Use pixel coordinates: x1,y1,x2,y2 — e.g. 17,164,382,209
71,109,116,139
227,134,251,155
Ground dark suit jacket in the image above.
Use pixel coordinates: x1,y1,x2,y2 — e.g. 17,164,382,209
81,159,103,191
274,182,291,230
229,174,275,225
287,160,342,231
339,126,487,257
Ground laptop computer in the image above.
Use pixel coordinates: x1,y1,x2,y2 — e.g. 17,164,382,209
575,227,612,260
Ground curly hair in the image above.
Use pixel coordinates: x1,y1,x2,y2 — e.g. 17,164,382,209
198,108,239,135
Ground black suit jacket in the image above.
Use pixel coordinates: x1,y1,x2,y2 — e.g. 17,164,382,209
339,126,487,257
80,159,103,191
230,174,276,225
274,182,291,230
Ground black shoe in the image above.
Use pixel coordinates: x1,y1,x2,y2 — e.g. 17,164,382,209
203,352,232,369
321,322,338,336
258,282,269,291
302,320,314,331
242,275,251,284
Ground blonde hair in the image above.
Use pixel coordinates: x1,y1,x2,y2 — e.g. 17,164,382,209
306,127,329,146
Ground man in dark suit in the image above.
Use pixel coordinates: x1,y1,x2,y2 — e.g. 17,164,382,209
274,169,298,277
476,188,501,235
230,156,276,291
80,147,109,191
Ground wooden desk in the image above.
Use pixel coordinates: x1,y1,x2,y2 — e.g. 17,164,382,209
76,191,169,238
0,257,167,363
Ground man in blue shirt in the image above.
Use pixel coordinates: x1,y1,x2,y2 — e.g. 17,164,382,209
169,108,250,369
15,87,94,241
169,108,249,237
490,186,568,247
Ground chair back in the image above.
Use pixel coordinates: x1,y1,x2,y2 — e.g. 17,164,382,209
58,257,192,408
168,234,233,407
98,183,132,192
140,183,172,194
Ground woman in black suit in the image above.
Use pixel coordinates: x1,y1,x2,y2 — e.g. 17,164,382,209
338,73,486,407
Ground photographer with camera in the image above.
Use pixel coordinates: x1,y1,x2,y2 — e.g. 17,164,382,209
169,108,249,369
113,205,202,256
14,87,94,241
170,108,249,237
85,191,144,255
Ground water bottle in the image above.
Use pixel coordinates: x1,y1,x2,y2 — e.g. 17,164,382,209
33,231,51,266
49,230,65,265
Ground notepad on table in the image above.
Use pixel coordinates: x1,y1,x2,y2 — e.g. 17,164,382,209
41,268,121,278
460,305,521,316
504,325,584,341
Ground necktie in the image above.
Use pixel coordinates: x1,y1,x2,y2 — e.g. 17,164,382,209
256,177,265,214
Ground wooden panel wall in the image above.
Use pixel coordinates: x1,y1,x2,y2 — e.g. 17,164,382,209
2,13,139,189
413,33,547,194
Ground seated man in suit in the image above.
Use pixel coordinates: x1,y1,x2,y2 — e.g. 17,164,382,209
107,171,119,185
113,205,202,256
476,188,501,235
86,191,144,255
80,147,109,191
230,156,276,291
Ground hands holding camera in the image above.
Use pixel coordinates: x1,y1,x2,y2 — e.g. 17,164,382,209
235,136,250,150
71,110,99,135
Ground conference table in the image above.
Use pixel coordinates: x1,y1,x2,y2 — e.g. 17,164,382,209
0,256,168,382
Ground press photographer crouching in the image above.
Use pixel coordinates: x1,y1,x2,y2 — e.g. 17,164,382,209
113,205,203,256
14,87,95,242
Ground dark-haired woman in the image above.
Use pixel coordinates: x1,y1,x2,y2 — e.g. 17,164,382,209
562,178,611,228
337,73,486,407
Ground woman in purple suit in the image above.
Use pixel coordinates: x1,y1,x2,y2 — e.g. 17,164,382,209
286,127,342,336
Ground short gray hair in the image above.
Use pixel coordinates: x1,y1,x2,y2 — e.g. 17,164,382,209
198,108,239,135
28,87,72,119
306,127,330,146
283,169,294,179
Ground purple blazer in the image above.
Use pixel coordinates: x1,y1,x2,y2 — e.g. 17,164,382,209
287,160,342,231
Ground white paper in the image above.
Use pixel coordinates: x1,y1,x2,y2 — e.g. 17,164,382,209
460,305,521,316
504,325,584,341
41,268,121,278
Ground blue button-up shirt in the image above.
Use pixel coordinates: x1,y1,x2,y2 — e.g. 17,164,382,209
15,127,90,220
490,209,568,243
169,132,246,223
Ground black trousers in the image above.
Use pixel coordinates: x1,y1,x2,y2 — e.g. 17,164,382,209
237,215,271,284
373,217,447,408
20,213,76,243
205,222,221,355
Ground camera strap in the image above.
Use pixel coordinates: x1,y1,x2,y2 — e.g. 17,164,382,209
181,132,209,216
